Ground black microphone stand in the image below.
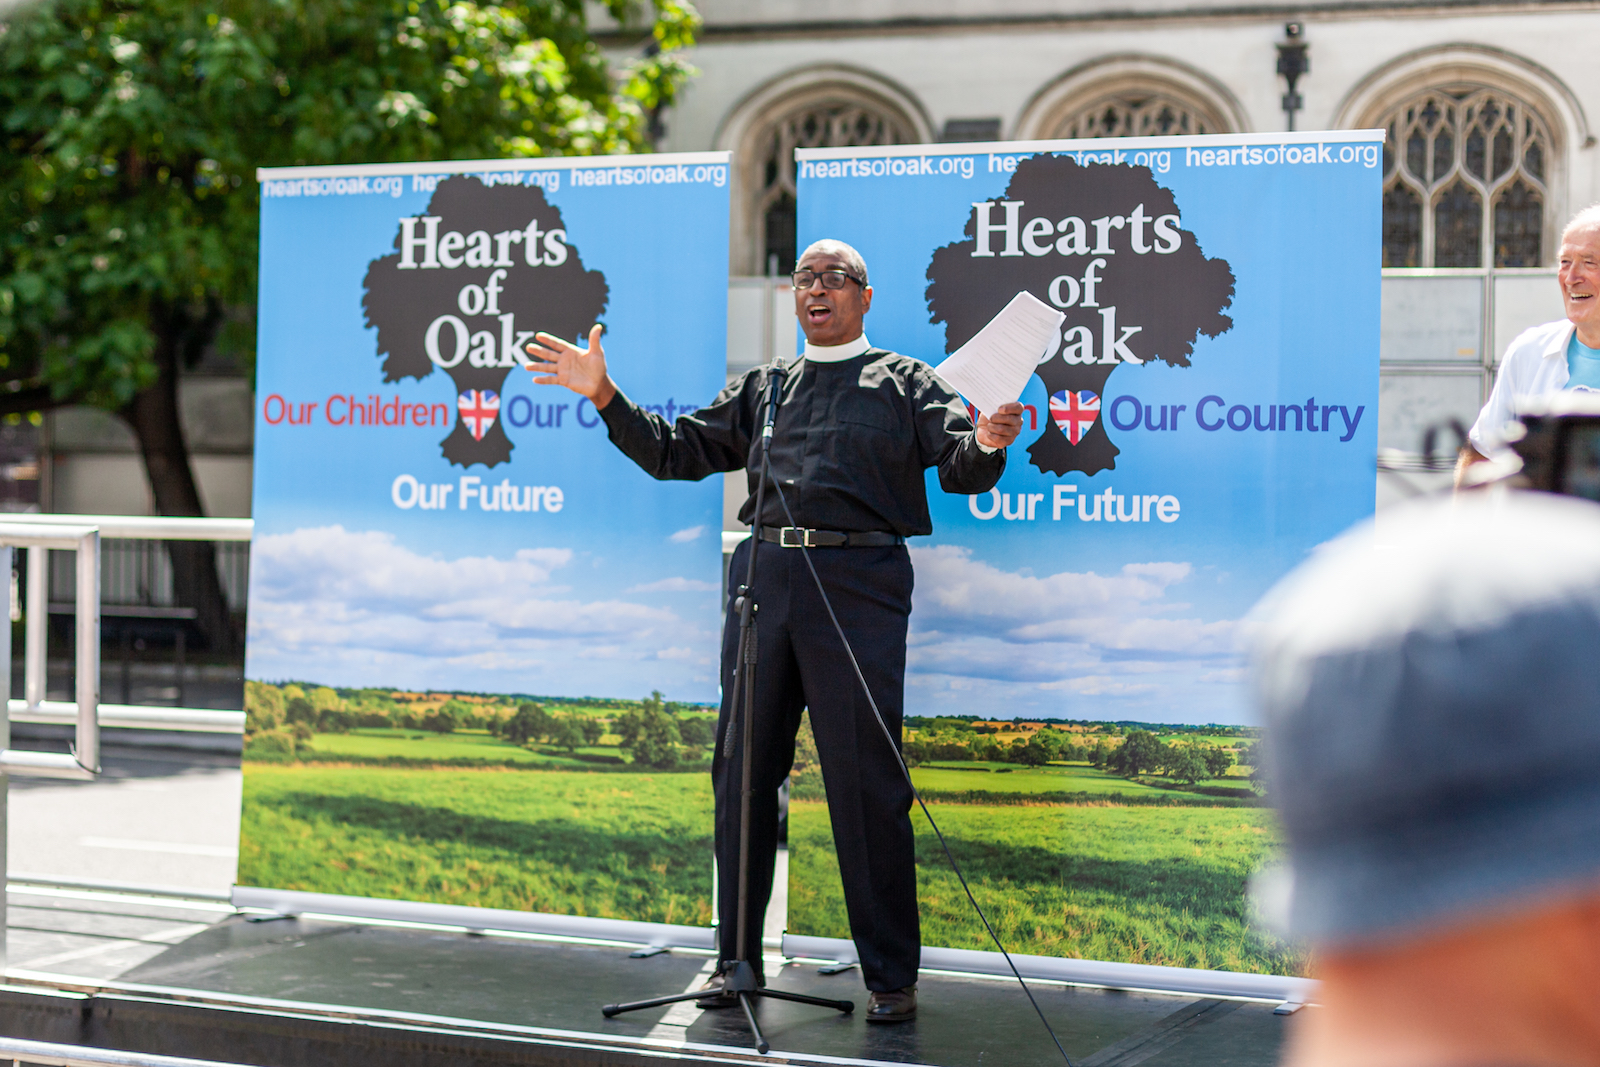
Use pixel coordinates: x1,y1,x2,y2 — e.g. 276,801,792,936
601,359,855,1054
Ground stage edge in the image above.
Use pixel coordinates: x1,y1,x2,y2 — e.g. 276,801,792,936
231,886,1315,1004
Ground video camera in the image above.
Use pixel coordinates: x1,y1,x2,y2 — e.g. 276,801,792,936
1496,393,1600,500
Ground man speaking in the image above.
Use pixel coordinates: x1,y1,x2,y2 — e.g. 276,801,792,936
524,239,1023,1023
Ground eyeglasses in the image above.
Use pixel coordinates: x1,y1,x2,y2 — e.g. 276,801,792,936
791,268,864,291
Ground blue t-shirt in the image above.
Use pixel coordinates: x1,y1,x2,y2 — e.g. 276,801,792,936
1567,331,1600,391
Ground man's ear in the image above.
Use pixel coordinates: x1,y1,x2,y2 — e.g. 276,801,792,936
861,285,873,314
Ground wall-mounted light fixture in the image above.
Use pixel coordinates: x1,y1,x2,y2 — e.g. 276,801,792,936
1277,22,1309,131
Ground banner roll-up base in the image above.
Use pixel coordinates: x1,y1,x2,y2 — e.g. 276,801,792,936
231,886,1314,1004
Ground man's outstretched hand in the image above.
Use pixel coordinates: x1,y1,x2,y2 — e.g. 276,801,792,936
524,324,616,410
975,401,1025,450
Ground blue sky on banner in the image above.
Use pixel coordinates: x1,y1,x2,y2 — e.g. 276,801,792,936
248,155,730,702
798,132,1382,724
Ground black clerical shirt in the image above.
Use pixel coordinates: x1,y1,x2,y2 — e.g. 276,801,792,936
598,348,1006,537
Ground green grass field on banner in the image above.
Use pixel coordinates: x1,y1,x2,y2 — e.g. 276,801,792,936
908,763,1247,802
240,763,714,925
290,729,628,769
238,684,1293,971
786,752,1301,976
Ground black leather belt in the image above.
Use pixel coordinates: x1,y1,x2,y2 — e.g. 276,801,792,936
758,526,904,548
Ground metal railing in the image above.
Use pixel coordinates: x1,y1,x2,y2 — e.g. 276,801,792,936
0,1037,252,1067
0,523,101,780
2,515,251,736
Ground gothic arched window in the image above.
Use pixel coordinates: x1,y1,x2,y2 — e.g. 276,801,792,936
1049,90,1226,140
1379,87,1552,268
755,103,914,275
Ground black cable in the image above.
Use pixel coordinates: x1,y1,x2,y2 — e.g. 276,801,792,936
766,476,1075,1067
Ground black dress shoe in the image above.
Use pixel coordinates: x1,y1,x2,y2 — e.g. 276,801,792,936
694,967,764,1009
865,986,917,1023
695,968,737,1009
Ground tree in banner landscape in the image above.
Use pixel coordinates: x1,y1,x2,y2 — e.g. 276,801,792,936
787,714,1304,975
239,680,719,920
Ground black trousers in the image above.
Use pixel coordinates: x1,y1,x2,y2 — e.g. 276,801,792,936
714,537,920,993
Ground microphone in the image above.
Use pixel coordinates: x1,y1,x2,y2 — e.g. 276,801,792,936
760,357,789,444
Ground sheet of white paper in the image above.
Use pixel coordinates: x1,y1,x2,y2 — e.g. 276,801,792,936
933,291,1066,416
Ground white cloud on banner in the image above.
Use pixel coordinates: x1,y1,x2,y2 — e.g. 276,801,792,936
627,577,720,593
247,526,716,686
905,545,1242,714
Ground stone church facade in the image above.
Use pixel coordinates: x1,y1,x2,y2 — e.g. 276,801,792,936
618,0,1598,495
40,1,1599,517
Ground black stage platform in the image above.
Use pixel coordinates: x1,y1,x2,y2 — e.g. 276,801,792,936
3,901,1293,1067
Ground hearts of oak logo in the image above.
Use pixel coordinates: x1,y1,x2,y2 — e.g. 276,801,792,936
926,155,1235,477
362,175,608,468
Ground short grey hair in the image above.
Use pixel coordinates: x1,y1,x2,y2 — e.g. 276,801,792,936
1561,204,1600,244
797,239,869,285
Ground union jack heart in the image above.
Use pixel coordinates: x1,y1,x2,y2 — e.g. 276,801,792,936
457,389,501,441
1049,389,1101,446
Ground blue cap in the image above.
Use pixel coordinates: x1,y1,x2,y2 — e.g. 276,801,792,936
1250,492,1600,945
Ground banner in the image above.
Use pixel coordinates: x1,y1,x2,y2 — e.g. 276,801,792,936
242,154,729,925
788,133,1381,974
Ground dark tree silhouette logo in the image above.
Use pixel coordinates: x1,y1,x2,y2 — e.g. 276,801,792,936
927,155,1234,476
363,176,609,468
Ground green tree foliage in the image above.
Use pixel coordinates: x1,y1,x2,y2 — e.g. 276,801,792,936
792,712,818,773
242,726,296,760
616,693,681,769
1008,735,1052,767
579,717,604,745
441,699,483,730
1201,744,1236,779
676,716,714,749
626,711,680,769
1162,744,1208,786
930,716,973,733
307,686,340,712
502,702,550,744
0,0,698,650
1108,729,1164,777
419,710,457,735
547,716,584,752
903,736,976,765
319,707,355,732
244,679,284,732
614,691,663,747
284,695,317,726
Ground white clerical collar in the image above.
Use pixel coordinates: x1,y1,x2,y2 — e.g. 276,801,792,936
803,335,872,362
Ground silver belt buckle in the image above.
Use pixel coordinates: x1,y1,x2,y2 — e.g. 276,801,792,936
779,526,812,548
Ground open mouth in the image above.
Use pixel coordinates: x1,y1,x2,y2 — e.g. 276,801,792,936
806,302,832,325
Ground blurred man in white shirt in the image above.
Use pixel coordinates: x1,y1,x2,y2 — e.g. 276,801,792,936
1457,205,1600,487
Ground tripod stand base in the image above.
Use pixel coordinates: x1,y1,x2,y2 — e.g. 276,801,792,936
601,960,854,1055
